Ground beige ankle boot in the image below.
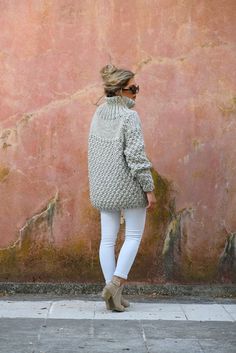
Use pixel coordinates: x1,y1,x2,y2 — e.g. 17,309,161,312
101,276,125,312
105,285,129,310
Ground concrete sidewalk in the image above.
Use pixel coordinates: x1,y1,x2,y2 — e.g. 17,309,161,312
0,296,235,353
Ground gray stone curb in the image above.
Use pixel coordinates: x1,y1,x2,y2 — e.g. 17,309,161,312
0,282,235,297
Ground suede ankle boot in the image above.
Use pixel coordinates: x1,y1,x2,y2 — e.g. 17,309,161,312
101,276,125,312
104,284,130,310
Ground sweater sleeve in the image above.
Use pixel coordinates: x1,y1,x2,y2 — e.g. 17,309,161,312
123,112,155,192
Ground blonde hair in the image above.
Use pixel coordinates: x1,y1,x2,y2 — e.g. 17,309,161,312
100,64,135,97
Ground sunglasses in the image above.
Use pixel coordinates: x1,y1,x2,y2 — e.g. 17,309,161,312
122,85,139,94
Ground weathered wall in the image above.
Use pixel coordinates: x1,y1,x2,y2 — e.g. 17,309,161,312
0,0,235,283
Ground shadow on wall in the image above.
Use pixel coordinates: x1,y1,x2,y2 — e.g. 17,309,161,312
0,169,235,283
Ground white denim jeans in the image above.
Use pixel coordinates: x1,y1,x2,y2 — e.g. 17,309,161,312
99,207,147,283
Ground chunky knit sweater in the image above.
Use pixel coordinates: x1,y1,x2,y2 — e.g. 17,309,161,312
88,95,155,210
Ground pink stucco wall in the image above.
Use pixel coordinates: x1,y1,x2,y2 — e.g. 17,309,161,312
0,0,235,283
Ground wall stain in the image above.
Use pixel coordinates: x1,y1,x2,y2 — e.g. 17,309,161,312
162,207,194,281
0,128,17,149
0,191,59,253
127,168,176,283
0,237,101,282
0,170,235,284
217,96,236,117
0,165,10,182
19,191,59,247
218,231,236,283
0,190,102,282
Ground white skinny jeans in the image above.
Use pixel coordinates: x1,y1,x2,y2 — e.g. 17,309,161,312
99,207,147,283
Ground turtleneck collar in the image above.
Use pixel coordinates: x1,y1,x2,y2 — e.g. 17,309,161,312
105,95,136,109
95,95,136,120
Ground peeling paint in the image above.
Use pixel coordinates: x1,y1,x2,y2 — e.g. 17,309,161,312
162,208,194,280
0,191,59,252
19,191,59,247
0,127,17,149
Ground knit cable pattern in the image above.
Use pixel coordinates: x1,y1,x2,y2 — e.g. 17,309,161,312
123,112,154,192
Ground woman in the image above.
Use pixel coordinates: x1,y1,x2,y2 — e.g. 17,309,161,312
88,64,157,311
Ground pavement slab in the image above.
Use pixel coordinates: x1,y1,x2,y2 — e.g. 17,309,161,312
0,299,235,322
0,318,44,353
0,300,51,319
0,318,235,353
180,303,234,322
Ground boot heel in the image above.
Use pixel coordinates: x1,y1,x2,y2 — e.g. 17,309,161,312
101,287,111,300
101,287,113,309
105,297,115,310
105,281,125,312
102,287,114,310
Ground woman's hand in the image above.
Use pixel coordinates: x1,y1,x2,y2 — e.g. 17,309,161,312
146,191,157,210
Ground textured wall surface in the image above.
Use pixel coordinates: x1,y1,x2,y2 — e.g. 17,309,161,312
0,0,235,283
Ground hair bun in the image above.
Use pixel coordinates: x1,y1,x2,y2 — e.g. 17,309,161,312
100,64,117,81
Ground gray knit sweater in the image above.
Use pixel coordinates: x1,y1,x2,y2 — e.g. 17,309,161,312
88,95,155,210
